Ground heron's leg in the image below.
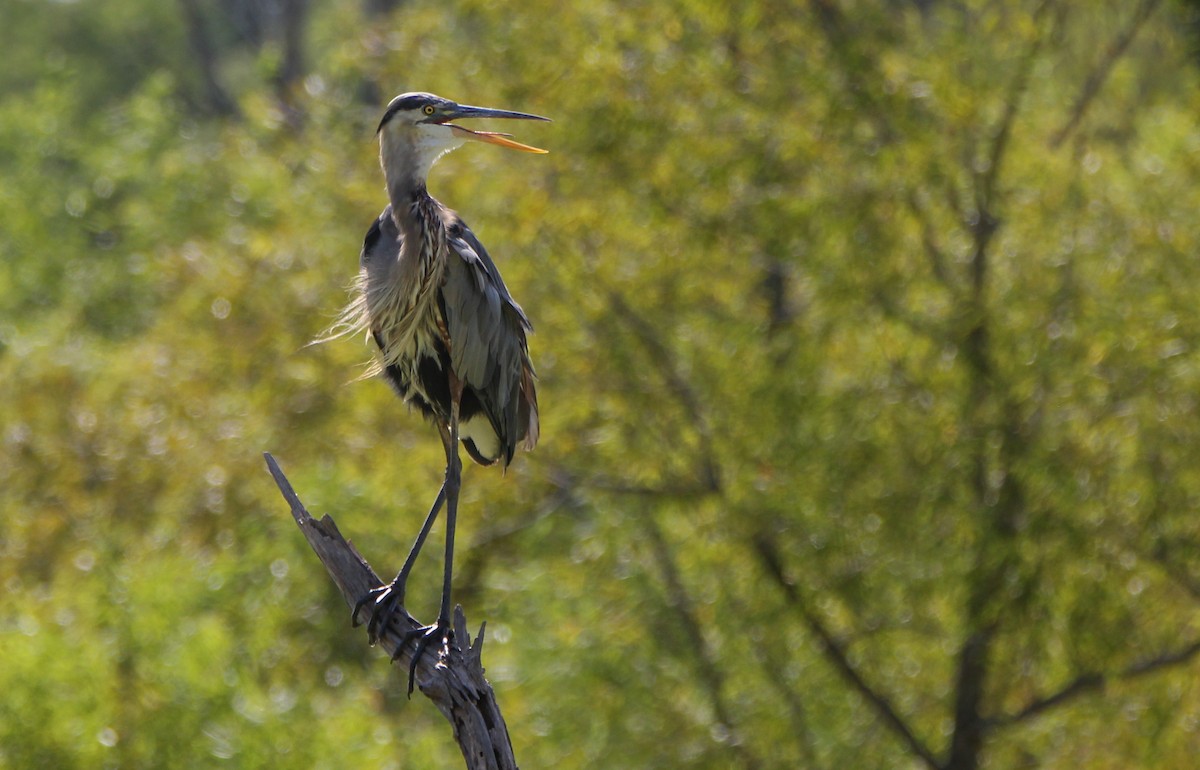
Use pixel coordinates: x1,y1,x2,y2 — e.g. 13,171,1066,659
352,482,447,642
399,375,465,694
439,389,464,626
391,484,447,601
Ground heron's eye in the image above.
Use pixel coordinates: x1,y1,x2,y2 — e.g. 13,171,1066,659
423,105,436,116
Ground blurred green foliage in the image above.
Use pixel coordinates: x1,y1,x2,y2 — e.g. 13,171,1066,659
2,0,1200,767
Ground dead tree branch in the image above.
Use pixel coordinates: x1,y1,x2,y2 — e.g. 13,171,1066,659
263,453,517,770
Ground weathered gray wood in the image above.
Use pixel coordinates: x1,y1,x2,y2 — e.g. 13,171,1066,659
263,452,518,770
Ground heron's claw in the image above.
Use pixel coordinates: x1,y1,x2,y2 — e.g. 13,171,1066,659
394,616,453,697
352,580,407,645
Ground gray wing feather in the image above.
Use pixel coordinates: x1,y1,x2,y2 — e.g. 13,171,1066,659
442,216,534,454
361,205,398,268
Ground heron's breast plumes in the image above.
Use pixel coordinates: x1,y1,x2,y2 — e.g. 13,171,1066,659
367,238,445,381
319,202,448,382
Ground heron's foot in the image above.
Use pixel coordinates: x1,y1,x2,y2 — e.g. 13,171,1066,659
393,615,453,697
352,579,407,645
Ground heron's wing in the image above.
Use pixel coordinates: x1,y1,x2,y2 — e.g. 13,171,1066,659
441,215,538,462
361,204,399,268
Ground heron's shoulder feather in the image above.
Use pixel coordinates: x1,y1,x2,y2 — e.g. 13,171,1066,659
442,213,532,330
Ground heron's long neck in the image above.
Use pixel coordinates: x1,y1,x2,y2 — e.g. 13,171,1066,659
381,152,442,251
385,170,430,216
380,127,460,212
364,182,447,365
379,131,451,298
389,183,445,259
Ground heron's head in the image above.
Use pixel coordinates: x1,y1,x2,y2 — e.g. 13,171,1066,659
377,92,549,188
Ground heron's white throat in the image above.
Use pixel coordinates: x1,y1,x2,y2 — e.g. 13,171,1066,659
379,123,465,195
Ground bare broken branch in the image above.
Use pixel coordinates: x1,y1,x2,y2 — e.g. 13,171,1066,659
263,452,517,770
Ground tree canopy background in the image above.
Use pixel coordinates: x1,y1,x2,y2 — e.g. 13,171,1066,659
3,0,1200,767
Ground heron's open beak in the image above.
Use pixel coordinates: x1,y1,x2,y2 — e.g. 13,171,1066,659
442,104,550,154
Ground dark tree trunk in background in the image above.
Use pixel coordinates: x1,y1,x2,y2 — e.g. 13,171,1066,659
364,0,406,19
178,0,240,117
275,0,308,97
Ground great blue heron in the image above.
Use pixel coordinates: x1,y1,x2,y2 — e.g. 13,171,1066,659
329,92,546,687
